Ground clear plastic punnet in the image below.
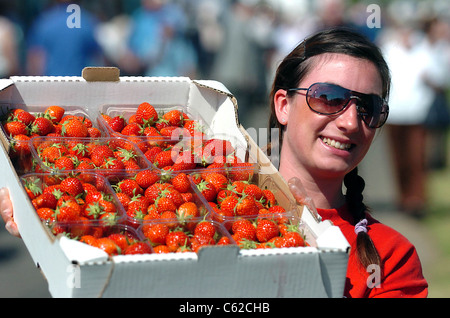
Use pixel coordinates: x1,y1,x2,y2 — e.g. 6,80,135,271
29,136,154,175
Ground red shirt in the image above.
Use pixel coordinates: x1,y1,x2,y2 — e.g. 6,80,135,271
317,204,428,298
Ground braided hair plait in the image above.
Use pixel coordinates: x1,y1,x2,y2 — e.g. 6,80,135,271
344,167,381,270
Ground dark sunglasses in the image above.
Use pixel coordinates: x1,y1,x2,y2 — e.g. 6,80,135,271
287,82,389,128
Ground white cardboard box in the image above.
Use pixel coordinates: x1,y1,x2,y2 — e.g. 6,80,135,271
0,69,349,298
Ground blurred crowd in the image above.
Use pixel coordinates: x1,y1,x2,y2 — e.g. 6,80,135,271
0,0,449,213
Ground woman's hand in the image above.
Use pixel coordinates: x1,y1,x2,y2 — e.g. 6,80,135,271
0,187,20,237
288,177,320,221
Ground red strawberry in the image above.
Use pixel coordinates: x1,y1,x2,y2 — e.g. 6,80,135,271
9,134,31,157
92,237,119,256
256,219,280,243
163,109,184,127
196,180,217,202
108,115,125,132
243,184,263,201
117,178,143,197
154,150,174,168
44,106,65,123
12,109,36,126
232,219,257,241
165,230,190,252
176,201,199,220
31,116,54,136
135,170,160,189
55,205,80,223
54,156,75,171
135,102,158,126
194,220,216,239
61,117,88,138
170,172,191,193
235,196,259,217
121,122,142,136
4,121,28,136
60,177,84,197
124,242,152,255
144,223,170,245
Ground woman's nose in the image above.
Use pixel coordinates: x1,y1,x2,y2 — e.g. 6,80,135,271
335,100,361,132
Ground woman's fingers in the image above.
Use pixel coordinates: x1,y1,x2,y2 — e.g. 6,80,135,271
0,187,20,238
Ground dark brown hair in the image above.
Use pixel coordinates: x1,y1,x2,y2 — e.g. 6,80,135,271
268,27,390,270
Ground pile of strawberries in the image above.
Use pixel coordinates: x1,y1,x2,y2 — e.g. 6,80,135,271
31,136,150,174
142,218,232,253
190,169,307,249
9,102,307,256
106,170,207,227
1,106,101,156
99,102,207,142
22,173,123,232
1,106,101,173
78,226,152,256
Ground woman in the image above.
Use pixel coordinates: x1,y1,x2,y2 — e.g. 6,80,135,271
0,27,428,298
269,27,427,297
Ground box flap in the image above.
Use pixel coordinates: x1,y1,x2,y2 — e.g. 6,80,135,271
0,78,13,91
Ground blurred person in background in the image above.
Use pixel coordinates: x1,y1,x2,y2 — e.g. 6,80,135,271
420,16,450,170
381,15,449,218
0,3,20,77
211,0,276,129
123,0,197,77
26,0,103,76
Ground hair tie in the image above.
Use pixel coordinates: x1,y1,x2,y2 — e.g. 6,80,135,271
355,218,368,235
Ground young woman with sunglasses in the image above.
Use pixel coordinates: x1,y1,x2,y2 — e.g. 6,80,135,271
269,27,427,297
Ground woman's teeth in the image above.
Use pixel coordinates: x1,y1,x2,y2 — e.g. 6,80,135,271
322,137,352,150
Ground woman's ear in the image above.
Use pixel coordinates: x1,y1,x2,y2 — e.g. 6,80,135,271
274,89,290,125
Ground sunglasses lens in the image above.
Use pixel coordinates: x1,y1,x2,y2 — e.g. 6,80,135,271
308,84,350,114
307,83,388,128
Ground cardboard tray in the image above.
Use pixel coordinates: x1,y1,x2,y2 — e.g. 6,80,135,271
0,68,349,298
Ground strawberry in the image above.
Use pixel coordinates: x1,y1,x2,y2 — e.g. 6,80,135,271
36,207,55,222
121,122,142,136
154,150,174,168
256,219,280,243
153,245,170,253
9,134,31,158
108,115,125,132
4,121,28,136
12,109,36,126
228,163,254,182
31,116,54,136
196,180,217,202
194,220,216,239
44,106,65,123
203,138,234,157
165,230,190,252
163,109,184,127
55,205,80,223
154,196,177,214
135,170,160,189
135,102,158,126
183,119,205,138
60,177,84,197
170,172,191,193
144,223,170,246
117,178,143,197
231,219,257,241
202,172,228,193
54,156,75,171
124,242,152,255
235,195,259,217
61,117,88,138
33,192,58,210
92,237,119,256
176,201,199,220
90,144,114,167
243,184,264,201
